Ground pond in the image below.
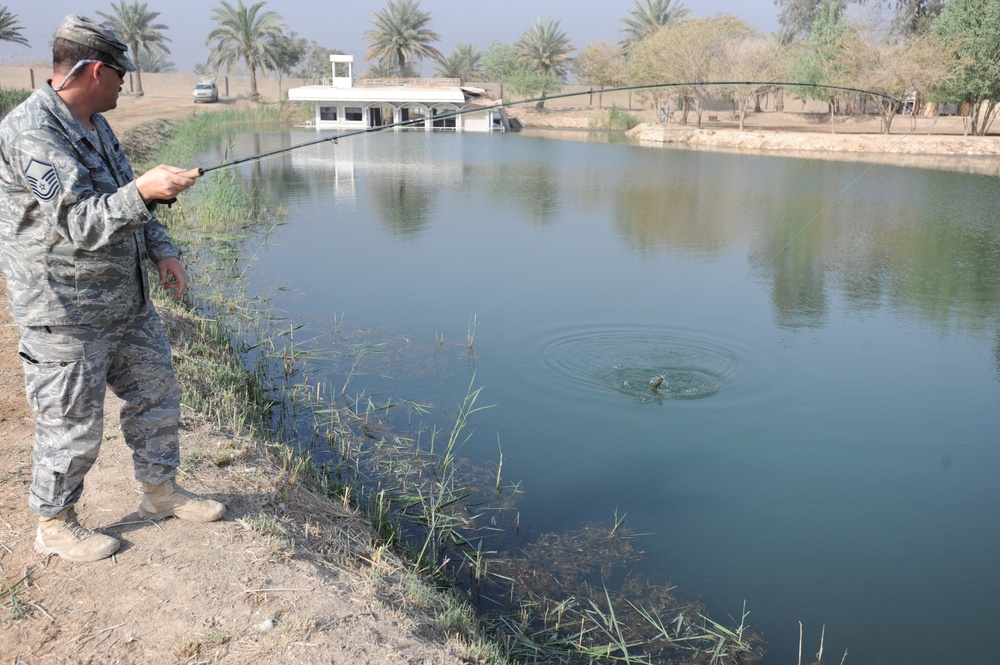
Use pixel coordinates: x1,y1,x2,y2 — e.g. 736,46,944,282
195,128,1000,665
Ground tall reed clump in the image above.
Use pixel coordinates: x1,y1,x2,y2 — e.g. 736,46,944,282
589,104,641,131
0,87,31,115
152,103,305,167
136,107,342,470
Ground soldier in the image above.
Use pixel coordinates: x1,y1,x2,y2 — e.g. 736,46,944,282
0,15,225,563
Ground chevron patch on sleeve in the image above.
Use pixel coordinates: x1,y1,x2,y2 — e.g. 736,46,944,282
24,158,61,201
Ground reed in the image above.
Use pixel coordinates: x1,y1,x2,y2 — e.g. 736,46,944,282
1,571,33,622
467,313,479,354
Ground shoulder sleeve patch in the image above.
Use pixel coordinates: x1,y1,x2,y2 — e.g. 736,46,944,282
24,158,61,201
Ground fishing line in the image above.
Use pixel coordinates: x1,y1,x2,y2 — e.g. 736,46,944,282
765,126,917,264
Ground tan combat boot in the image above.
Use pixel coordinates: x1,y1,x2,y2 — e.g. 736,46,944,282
138,479,225,522
35,509,120,562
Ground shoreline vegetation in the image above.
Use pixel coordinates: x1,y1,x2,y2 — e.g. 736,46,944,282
137,106,763,665
2,94,993,663
139,104,768,664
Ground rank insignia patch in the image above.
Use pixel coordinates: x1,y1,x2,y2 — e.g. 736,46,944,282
24,158,61,201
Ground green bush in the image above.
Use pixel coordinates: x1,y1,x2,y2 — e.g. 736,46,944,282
588,103,641,130
0,87,31,116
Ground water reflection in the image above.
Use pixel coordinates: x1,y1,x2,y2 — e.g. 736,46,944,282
368,177,434,236
256,131,1000,334
484,161,561,226
613,169,749,254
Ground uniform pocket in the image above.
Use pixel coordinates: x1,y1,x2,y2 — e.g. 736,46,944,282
44,253,135,321
18,336,95,418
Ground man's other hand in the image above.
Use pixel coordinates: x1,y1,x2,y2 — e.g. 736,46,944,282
156,256,187,300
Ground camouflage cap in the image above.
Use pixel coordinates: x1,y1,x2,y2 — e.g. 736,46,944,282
55,14,136,72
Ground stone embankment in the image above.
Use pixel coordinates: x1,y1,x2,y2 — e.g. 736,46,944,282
626,122,1000,175
628,123,1000,156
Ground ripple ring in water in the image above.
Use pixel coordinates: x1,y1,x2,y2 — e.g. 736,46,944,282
539,327,740,404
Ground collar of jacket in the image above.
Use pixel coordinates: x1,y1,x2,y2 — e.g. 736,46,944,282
37,81,124,185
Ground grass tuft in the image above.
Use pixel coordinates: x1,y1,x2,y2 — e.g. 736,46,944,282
589,104,641,130
1,571,34,623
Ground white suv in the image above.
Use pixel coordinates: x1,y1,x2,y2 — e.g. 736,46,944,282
193,79,218,103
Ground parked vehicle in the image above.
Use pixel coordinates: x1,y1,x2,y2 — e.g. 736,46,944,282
193,79,218,103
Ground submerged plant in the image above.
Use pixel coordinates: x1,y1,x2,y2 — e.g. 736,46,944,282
467,313,479,354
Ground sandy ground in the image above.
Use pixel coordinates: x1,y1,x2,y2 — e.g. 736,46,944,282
2,93,998,664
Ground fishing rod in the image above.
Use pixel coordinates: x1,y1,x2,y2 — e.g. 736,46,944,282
174,80,903,181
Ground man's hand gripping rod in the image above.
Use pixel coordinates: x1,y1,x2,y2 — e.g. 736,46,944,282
155,167,206,206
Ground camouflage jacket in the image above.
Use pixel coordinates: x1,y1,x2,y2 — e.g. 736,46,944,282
0,83,177,326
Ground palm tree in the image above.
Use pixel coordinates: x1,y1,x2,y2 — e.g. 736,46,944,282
364,59,398,79
514,18,574,109
620,0,690,52
96,1,170,97
136,48,175,73
0,6,29,47
363,0,442,77
433,43,482,81
515,18,573,79
206,0,287,101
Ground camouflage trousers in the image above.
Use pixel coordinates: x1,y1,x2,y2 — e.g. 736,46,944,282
18,306,181,517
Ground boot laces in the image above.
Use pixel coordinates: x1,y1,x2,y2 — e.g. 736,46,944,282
62,515,96,542
173,484,199,501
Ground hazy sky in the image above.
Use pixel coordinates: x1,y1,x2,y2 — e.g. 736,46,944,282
0,0,781,74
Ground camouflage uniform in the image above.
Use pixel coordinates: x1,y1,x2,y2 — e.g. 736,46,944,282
0,82,182,517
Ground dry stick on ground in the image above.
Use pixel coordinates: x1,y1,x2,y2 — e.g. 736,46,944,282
238,587,309,595
68,622,126,646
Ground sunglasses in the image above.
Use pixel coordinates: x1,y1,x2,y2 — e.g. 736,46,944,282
102,61,126,80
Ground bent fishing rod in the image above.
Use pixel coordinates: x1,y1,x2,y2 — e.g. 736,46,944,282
172,80,902,183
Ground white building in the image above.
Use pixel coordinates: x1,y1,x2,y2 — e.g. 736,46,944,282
288,55,512,133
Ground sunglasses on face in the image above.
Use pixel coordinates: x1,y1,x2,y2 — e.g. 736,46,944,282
102,61,126,80
53,58,127,91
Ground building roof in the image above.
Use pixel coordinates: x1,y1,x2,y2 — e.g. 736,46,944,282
288,85,468,105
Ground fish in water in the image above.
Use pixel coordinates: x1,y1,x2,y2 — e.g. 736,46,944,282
649,375,666,391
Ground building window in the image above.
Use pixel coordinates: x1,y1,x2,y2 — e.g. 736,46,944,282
432,107,457,130
345,107,363,122
400,107,426,127
320,106,337,121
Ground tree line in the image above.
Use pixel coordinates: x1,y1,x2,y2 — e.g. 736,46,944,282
2,0,999,134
